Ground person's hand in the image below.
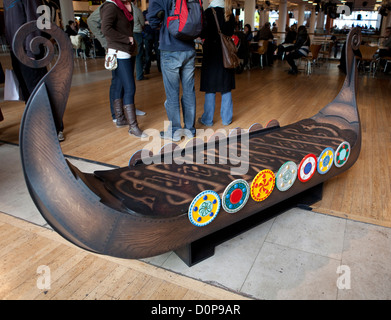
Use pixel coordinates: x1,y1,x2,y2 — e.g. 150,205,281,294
129,36,134,45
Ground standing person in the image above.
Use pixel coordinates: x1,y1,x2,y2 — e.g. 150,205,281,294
3,0,67,141
284,25,310,75
142,9,152,75
4,0,47,102
147,0,197,141
198,0,236,127
131,0,147,81
88,4,146,125
101,0,146,138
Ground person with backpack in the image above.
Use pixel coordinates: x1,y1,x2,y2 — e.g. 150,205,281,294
198,0,236,127
147,0,202,142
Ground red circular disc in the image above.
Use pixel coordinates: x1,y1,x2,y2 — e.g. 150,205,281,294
298,154,317,182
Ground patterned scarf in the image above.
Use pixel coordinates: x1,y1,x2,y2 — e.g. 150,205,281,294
107,0,133,21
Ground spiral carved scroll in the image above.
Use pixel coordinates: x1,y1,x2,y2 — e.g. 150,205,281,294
12,21,74,130
345,27,361,86
350,28,361,51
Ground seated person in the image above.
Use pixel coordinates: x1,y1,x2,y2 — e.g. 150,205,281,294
77,20,93,58
254,22,274,66
284,25,310,75
376,27,391,73
379,26,391,58
276,27,297,60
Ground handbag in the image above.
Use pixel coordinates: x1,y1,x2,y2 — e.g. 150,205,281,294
105,50,118,71
4,69,21,101
212,8,240,69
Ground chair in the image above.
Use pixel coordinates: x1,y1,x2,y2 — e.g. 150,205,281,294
302,44,321,75
381,56,391,73
257,40,269,69
319,41,334,66
356,45,379,77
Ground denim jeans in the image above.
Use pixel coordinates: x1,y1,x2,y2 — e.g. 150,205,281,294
201,92,233,126
111,58,135,105
160,50,196,135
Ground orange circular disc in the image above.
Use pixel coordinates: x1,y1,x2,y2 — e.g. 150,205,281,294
250,169,276,202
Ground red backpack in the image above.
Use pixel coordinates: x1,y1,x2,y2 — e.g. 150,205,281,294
167,0,203,41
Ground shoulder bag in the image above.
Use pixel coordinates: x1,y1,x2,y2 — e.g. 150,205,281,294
105,50,118,70
211,8,240,69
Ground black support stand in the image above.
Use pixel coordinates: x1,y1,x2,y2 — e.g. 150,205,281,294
174,183,323,267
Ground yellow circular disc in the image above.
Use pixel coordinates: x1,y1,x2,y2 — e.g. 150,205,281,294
317,147,334,175
250,169,275,202
188,190,221,227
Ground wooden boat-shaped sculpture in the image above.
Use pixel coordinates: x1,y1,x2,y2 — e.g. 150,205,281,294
15,21,361,266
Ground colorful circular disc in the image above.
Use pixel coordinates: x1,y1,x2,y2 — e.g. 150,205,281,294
298,154,317,182
317,147,334,174
334,141,351,168
250,169,275,202
222,179,250,213
188,190,221,227
276,161,297,191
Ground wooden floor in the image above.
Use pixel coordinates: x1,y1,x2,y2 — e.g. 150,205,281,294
0,54,390,300
0,212,249,300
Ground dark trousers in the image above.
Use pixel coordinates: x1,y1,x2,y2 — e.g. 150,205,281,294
10,51,64,132
111,58,136,105
285,50,304,72
10,51,47,102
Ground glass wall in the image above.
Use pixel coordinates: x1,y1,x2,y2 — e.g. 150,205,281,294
332,10,381,32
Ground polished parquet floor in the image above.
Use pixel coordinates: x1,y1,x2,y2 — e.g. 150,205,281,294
1,53,391,300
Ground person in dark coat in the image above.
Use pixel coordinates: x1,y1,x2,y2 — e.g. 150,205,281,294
199,0,236,127
4,0,48,102
4,0,66,141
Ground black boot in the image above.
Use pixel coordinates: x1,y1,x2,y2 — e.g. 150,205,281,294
113,99,127,127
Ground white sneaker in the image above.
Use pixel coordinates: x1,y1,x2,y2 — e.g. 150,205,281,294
182,128,195,139
160,130,182,142
58,131,65,142
136,109,146,116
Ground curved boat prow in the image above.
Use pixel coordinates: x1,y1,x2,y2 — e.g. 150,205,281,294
312,28,361,133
